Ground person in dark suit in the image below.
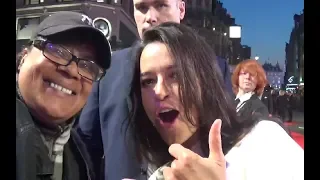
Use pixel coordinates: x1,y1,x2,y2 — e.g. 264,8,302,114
77,0,233,179
231,59,269,119
277,90,288,121
286,91,294,122
271,89,278,116
261,84,273,117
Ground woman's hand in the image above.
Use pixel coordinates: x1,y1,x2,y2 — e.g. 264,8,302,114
163,119,226,180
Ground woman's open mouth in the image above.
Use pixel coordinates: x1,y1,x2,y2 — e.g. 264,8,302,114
158,109,179,125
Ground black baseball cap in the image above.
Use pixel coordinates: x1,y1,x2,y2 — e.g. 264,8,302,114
31,11,112,70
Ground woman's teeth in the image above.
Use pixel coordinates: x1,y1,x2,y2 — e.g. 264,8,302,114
160,109,174,113
49,82,72,95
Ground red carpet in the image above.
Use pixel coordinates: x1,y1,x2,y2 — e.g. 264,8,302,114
290,132,304,149
284,122,299,126
283,122,304,149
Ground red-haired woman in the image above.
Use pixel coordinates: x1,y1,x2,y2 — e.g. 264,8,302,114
232,59,270,118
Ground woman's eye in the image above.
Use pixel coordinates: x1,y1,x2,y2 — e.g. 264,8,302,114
169,72,178,79
141,79,156,87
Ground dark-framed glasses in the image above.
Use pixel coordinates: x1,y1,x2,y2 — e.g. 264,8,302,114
33,39,105,81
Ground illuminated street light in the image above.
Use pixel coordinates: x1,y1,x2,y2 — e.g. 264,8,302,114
229,26,241,38
223,32,227,36
254,56,259,60
212,27,215,31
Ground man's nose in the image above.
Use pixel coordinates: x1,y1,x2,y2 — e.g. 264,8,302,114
145,8,157,24
57,61,81,80
154,78,169,101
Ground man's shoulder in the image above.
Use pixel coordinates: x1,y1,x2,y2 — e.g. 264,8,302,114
98,47,135,86
251,96,268,111
112,47,133,59
101,47,133,77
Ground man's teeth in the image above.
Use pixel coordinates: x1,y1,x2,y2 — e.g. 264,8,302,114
160,109,174,113
49,82,72,95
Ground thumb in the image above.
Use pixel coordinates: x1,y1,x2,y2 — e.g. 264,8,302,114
208,119,224,160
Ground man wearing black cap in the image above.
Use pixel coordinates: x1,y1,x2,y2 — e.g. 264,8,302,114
78,0,233,179
16,11,111,180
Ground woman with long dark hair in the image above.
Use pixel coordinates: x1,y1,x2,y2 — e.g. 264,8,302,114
127,22,303,180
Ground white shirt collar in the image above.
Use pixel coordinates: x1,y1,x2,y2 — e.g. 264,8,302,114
236,91,255,102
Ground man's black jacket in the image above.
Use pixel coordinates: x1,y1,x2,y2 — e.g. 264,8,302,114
16,97,95,180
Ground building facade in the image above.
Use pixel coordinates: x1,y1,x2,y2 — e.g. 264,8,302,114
16,0,139,53
241,45,251,60
183,0,247,65
17,0,252,67
284,10,304,87
262,62,284,89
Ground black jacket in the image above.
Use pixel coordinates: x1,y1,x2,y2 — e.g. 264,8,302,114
276,95,288,111
16,97,95,180
261,90,273,115
237,94,270,119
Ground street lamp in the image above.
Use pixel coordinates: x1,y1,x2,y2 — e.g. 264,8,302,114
254,56,259,60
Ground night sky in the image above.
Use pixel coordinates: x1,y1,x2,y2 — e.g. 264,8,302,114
223,0,303,67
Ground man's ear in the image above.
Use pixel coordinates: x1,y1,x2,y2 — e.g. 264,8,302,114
178,0,186,20
17,48,29,72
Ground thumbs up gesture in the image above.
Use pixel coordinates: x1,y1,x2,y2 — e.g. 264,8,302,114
162,119,226,180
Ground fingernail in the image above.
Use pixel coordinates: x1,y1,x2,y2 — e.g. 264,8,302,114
217,119,222,131
217,119,222,125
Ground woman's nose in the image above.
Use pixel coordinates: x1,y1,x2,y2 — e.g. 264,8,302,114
154,78,169,101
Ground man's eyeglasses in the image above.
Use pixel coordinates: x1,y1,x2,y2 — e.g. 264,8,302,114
33,40,105,81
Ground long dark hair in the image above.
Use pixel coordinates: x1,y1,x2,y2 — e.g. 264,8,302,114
127,22,278,167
